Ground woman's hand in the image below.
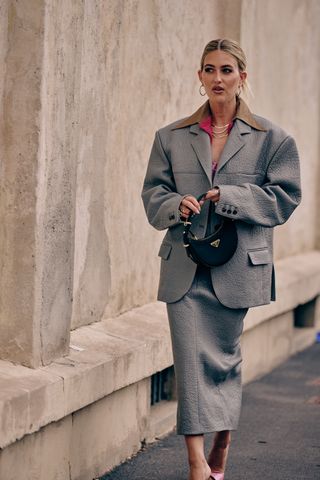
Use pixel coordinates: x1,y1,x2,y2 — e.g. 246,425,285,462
179,195,201,218
179,189,220,219
204,187,220,203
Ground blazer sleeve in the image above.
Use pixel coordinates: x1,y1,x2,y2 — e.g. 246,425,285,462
141,130,186,231
214,135,302,227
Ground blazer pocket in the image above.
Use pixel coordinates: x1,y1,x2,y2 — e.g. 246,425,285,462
248,248,272,265
158,242,172,260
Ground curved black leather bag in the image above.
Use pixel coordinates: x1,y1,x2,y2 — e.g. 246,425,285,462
182,194,238,267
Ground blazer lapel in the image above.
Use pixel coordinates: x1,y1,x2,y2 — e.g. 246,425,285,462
189,124,212,185
217,120,251,172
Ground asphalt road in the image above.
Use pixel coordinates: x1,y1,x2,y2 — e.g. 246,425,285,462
100,341,320,480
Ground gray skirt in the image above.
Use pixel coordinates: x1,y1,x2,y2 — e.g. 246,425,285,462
167,265,248,435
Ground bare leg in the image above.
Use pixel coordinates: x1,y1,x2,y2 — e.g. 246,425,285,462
207,430,231,473
185,434,212,480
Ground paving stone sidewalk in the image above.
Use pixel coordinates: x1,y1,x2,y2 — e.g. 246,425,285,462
100,342,320,480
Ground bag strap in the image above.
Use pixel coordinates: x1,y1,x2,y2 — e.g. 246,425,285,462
182,192,221,245
182,192,216,225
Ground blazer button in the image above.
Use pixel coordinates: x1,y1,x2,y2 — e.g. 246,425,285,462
233,210,238,215
222,207,227,213
169,214,175,220
227,209,232,214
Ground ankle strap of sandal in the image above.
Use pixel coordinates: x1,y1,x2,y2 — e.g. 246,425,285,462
210,472,224,480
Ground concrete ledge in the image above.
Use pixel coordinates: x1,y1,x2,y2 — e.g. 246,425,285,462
1,250,320,450
147,400,178,443
245,251,320,330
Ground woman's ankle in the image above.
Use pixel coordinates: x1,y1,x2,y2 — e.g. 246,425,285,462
208,439,231,471
213,439,230,450
188,460,212,480
188,455,207,467
213,431,231,448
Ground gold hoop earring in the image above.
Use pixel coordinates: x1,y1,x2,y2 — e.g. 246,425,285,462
236,84,242,97
199,84,206,96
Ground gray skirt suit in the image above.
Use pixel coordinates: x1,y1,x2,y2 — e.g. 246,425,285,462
141,98,301,435
167,264,248,434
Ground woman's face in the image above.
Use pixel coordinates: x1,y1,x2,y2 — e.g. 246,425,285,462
198,50,247,104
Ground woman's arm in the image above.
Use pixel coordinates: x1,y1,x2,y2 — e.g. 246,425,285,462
141,131,187,231
213,135,302,227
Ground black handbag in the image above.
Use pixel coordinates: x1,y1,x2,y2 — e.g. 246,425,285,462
182,193,238,267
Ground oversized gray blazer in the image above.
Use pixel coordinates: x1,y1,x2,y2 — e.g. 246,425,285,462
141,98,302,309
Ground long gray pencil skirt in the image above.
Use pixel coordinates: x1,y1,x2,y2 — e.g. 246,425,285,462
166,265,248,435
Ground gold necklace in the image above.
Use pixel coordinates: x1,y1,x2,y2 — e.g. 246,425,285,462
211,122,232,138
212,122,230,129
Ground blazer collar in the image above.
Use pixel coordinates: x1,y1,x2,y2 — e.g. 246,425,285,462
172,97,266,132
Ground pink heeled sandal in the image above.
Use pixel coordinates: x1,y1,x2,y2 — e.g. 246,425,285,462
210,472,224,480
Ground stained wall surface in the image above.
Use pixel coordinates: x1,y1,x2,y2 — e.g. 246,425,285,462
70,0,240,328
0,1,44,366
0,0,319,366
241,0,320,259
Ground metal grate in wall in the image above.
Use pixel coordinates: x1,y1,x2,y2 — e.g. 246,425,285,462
150,366,176,406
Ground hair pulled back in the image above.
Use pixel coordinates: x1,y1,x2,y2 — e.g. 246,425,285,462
200,39,249,96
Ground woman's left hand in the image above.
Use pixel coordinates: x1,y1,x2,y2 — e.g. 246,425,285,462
202,187,220,204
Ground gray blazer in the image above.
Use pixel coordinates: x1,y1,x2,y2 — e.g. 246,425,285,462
141,99,302,309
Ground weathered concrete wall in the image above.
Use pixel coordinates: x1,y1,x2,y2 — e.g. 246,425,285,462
0,378,149,480
72,0,320,327
70,0,241,327
0,1,44,366
0,0,319,366
0,0,82,366
0,0,319,477
71,0,112,330
241,0,320,259
35,1,83,364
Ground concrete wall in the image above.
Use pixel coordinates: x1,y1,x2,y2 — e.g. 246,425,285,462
35,0,82,364
241,0,320,258
0,0,81,367
0,1,44,367
0,0,246,367
0,0,319,478
0,378,150,480
0,0,319,367
71,0,230,327
71,0,320,329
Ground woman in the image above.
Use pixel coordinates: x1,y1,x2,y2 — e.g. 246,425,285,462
141,39,301,480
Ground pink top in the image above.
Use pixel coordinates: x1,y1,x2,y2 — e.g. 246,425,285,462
199,115,234,180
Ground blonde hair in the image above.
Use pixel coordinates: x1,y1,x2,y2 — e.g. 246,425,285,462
200,38,252,98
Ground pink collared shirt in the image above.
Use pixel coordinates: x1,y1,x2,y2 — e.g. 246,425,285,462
199,115,234,180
